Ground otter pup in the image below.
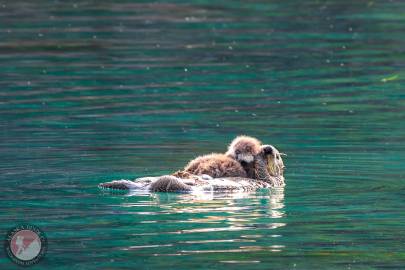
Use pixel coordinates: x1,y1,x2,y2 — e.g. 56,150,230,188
183,135,262,178
226,135,262,163
226,135,262,178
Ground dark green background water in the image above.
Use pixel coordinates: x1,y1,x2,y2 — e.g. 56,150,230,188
1,1,404,269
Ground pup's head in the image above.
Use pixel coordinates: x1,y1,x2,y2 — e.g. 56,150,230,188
226,135,262,163
261,144,286,176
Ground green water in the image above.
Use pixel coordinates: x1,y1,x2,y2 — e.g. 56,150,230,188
1,1,404,269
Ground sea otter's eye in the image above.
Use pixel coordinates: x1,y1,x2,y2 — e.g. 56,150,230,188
235,150,240,155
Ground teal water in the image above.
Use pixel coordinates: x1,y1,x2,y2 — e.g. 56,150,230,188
1,1,404,269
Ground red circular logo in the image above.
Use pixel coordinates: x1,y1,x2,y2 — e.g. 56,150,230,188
10,230,42,261
4,224,47,266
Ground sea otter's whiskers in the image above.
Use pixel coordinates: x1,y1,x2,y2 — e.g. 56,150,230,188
266,147,285,177
268,156,282,177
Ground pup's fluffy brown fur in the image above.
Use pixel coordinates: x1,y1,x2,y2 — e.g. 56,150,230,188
183,136,262,178
184,153,247,178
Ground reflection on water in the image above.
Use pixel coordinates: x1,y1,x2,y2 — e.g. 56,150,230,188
119,189,287,257
1,0,405,269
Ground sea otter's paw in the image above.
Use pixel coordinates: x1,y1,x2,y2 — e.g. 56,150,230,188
149,175,193,192
172,170,193,178
98,180,136,190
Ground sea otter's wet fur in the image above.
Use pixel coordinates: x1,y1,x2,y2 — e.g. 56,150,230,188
184,153,247,178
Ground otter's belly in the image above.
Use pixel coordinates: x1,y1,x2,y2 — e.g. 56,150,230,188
99,175,276,193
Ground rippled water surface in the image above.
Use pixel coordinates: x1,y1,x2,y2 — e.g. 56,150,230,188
1,1,404,269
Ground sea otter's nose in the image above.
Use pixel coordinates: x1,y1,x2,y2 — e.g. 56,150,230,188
262,145,274,155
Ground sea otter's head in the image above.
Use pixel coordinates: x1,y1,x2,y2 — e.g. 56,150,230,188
262,144,286,177
226,135,262,163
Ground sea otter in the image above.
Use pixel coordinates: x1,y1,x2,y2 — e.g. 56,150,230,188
182,135,262,178
99,143,286,192
148,143,285,192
